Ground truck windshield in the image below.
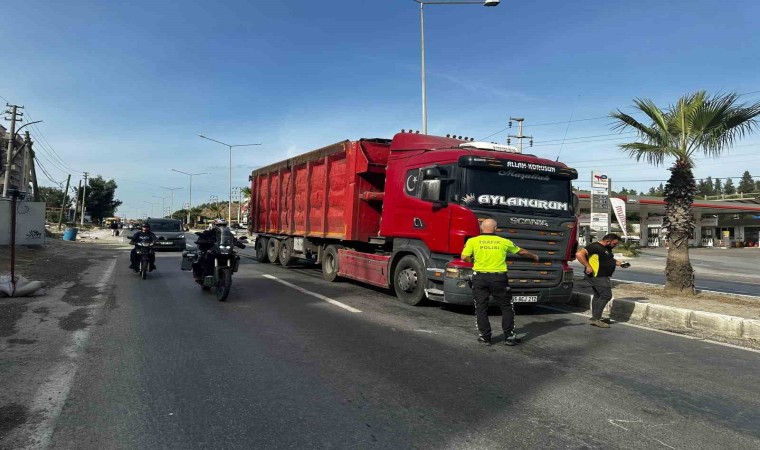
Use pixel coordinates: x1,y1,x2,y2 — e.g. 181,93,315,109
461,168,573,216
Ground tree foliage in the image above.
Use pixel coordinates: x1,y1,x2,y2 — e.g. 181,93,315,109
737,171,755,193
76,176,122,223
723,177,736,195
38,186,73,209
610,91,760,294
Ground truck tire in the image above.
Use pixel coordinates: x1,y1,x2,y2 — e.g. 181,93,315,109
322,245,341,282
255,237,269,263
392,255,426,306
279,238,297,267
267,238,281,264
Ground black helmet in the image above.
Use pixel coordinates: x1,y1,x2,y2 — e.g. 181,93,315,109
141,223,150,230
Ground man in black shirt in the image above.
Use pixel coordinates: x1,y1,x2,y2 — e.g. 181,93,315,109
575,233,630,328
129,223,158,272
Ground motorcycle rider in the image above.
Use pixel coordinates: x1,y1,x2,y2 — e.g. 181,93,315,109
192,219,227,282
129,223,158,272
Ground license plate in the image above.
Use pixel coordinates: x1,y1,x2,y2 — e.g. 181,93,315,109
513,295,538,303
159,241,172,245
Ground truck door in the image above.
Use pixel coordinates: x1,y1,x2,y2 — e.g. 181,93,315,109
397,165,453,253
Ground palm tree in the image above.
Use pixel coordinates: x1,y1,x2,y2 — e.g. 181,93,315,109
208,202,224,219
610,91,760,294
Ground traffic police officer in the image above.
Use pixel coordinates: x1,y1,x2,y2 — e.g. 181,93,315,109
461,218,539,346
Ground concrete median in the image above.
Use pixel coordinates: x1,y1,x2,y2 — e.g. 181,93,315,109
567,292,759,344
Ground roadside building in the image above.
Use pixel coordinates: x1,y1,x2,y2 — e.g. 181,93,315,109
576,192,760,248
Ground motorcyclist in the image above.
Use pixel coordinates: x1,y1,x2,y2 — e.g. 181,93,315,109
192,219,227,282
129,223,158,272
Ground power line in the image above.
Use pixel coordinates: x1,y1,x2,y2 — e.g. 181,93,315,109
480,88,760,141
24,110,83,174
34,156,63,186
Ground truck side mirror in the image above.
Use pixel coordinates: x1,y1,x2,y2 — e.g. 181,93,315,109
420,179,441,202
422,167,442,180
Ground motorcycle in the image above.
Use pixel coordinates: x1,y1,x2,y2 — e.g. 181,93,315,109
133,241,155,280
182,227,247,301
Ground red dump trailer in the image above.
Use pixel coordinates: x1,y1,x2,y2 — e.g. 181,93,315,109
250,132,579,306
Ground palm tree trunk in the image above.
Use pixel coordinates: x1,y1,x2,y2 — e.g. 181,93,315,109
662,160,696,294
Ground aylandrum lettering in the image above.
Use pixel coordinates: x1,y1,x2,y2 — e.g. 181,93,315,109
477,195,569,211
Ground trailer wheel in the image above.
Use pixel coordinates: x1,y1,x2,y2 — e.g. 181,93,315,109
392,255,426,306
322,245,341,282
267,238,281,264
279,238,297,267
255,237,270,263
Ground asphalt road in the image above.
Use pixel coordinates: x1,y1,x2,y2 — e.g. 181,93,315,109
45,247,760,449
570,248,760,297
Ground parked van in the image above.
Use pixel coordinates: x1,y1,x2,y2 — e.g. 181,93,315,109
145,218,186,251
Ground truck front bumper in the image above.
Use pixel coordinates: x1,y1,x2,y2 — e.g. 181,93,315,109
440,270,574,305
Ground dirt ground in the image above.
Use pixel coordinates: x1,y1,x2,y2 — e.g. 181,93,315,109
0,227,122,337
1,228,122,288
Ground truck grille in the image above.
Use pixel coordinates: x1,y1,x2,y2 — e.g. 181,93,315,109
497,222,573,289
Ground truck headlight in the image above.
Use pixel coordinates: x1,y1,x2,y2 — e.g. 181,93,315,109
563,269,574,282
445,267,473,279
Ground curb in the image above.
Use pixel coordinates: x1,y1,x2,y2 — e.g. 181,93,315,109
569,292,760,341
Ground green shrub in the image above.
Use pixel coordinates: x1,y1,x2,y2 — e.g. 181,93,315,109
613,241,641,257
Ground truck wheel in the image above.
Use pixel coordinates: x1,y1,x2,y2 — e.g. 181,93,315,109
255,237,269,263
267,238,281,264
393,255,426,306
322,245,341,282
279,238,297,267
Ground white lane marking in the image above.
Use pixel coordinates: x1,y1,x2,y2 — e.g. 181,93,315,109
652,438,677,449
262,274,361,313
538,304,760,354
23,257,118,450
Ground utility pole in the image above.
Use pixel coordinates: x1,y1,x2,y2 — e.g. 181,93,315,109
58,174,71,230
238,187,244,224
2,104,24,197
232,187,241,224
72,180,82,225
80,172,89,226
19,132,29,193
25,132,40,201
507,117,533,153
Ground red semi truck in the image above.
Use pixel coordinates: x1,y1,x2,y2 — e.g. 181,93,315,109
249,132,579,306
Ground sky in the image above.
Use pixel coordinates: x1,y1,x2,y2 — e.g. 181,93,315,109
2,0,760,219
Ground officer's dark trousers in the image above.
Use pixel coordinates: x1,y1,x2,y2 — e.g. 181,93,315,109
588,276,613,319
472,272,514,339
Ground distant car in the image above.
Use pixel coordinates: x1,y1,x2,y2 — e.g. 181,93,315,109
144,218,186,251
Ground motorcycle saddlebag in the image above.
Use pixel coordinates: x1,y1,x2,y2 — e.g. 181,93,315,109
232,255,241,273
180,250,196,271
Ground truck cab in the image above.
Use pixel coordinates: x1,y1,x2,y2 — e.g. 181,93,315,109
380,135,578,305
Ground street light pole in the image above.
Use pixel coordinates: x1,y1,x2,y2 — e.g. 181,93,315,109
160,186,183,219
171,169,209,212
413,0,500,134
152,195,168,218
143,201,157,218
198,134,261,223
